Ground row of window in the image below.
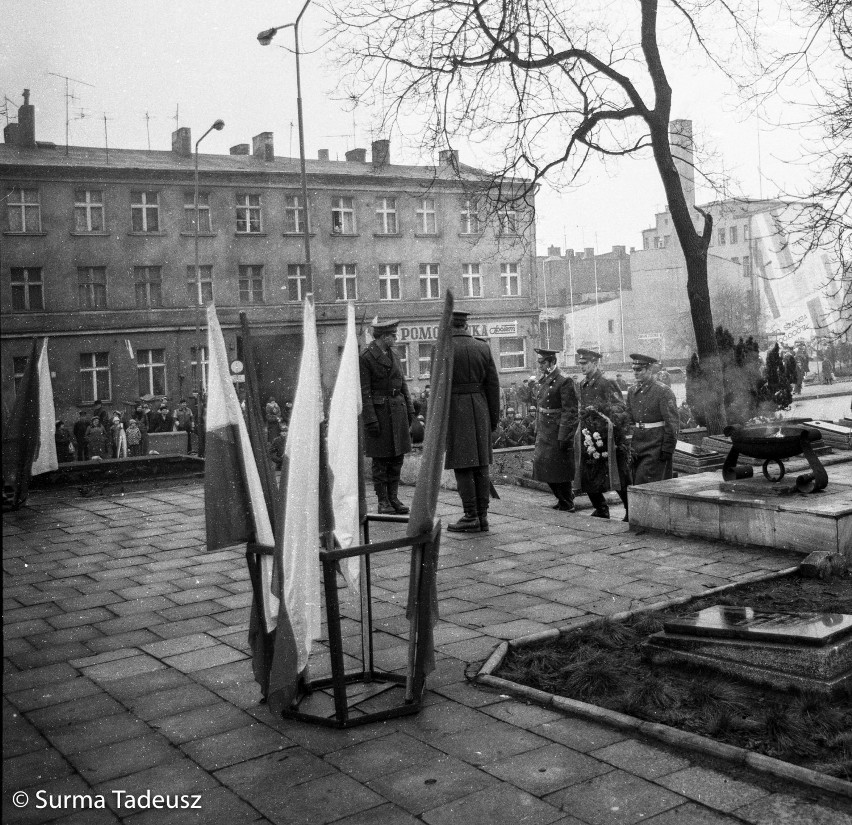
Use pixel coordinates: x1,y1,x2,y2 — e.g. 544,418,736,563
9,261,525,311
645,222,752,251
5,187,524,237
12,337,529,404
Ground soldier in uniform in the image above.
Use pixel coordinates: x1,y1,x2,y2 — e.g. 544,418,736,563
445,310,501,533
573,348,631,520
360,319,415,514
531,348,579,511
504,408,526,447
626,353,679,485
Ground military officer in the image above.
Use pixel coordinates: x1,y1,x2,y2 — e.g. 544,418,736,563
360,319,415,514
444,310,501,533
574,348,631,519
531,347,579,511
626,353,679,485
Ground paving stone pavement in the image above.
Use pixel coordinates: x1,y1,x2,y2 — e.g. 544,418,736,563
4,482,851,825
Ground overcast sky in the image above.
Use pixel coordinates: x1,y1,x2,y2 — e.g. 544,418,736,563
1,0,825,256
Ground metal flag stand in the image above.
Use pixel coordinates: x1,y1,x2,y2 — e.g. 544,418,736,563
246,514,441,728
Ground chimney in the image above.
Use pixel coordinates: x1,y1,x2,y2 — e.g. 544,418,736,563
612,245,626,255
566,249,575,258
438,149,459,170
4,123,21,145
670,119,695,209
584,247,595,259
171,127,191,157
372,139,390,168
547,245,562,257
230,143,250,155
252,132,274,161
318,149,329,161
17,89,35,147
630,246,636,253
345,147,367,163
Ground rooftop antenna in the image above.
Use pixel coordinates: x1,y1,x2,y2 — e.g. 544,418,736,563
144,111,152,150
756,123,764,200
47,71,95,155
173,104,180,131
2,96,18,125
289,120,294,157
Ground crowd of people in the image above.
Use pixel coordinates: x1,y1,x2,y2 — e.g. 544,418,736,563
54,397,199,462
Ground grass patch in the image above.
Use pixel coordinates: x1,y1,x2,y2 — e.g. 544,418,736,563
497,572,852,780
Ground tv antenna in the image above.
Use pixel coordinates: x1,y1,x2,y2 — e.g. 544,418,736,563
1,96,18,125
47,71,95,155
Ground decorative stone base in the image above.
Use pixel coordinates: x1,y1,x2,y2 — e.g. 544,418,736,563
628,468,852,559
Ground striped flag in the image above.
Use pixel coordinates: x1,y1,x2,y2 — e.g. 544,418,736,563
327,302,363,590
31,338,58,476
267,296,324,712
406,290,454,693
203,304,278,638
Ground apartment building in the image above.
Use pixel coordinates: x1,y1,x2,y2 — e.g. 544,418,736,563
1,93,539,420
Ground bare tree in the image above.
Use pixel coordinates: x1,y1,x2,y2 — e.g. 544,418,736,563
327,0,766,432
760,1,850,336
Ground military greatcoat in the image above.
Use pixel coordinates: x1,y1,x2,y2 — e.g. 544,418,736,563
626,378,679,485
577,369,629,493
359,341,414,459
444,330,500,469
531,368,578,483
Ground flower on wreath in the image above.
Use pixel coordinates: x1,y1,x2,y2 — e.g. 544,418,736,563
580,408,610,463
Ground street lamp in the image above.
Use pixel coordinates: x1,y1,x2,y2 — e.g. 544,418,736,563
258,0,313,295
193,118,225,390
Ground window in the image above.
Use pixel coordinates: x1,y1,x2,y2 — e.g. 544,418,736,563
654,236,663,249
131,191,159,233
238,265,264,303
462,263,482,298
460,199,480,234
190,346,208,391
416,198,436,234
331,197,356,234
137,348,166,397
284,195,308,234
608,319,615,334
743,223,751,241
236,193,262,233
717,227,726,245
499,207,519,235
334,264,358,300
643,235,650,251
731,256,740,266
663,235,671,248
187,265,214,305
287,264,306,302
13,356,29,392
729,226,738,244
419,263,440,299
78,267,107,309
743,256,751,277
183,192,211,233
418,343,432,378
500,262,520,296
379,264,401,300
11,267,44,311
499,337,526,370
74,189,104,232
6,187,41,232
376,197,398,234
80,352,111,403
395,345,409,378
134,266,162,308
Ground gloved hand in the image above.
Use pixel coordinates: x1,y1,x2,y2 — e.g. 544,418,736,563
366,421,380,438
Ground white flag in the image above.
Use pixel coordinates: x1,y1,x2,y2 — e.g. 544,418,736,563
31,339,58,476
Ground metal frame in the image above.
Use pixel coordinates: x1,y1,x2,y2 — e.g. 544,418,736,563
247,514,441,728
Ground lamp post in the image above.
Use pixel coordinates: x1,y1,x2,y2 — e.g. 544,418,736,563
258,0,313,295
193,119,224,456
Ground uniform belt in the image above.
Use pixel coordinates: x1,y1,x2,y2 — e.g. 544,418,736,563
451,383,482,394
538,407,561,414
633,421,665,429
372,389,402,403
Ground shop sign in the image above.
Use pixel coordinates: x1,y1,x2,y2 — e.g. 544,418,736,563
397,320,519,342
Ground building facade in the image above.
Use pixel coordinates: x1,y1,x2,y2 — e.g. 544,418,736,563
1,94,539,422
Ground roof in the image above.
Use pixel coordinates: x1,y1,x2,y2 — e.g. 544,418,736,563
0,142,500,186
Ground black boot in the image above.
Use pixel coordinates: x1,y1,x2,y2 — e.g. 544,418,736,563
589,491,610,519
448,511,481,533
618,487,629,522
375,484,395,515
387,481,409,515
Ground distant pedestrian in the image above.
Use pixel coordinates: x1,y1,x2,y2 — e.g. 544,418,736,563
268,423,289,470
265,396,281,442
530,347,578,512
126,418,143,457
55,420,74,463
134,405,151,455
822,357,834,385
627,354,679,485
111,416,127,459
175,399,195,453
85,417,107,459
444,310,501,533
73,410,90,461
